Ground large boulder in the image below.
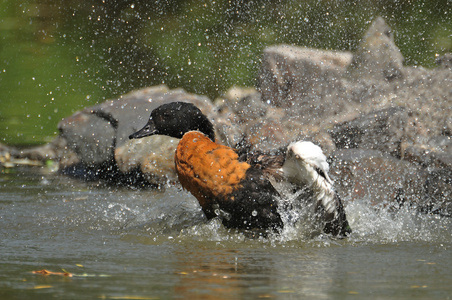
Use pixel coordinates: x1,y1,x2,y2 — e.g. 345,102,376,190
258,44,353,123
348,16,405,82
57,85,218,184
58,85,215,165
420,168,452,217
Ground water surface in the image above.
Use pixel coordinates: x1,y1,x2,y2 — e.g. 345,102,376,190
1,168,451,299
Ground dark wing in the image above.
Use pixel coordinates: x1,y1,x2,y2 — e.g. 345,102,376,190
218,167,283,231
322,193,352,237
237,148,287,182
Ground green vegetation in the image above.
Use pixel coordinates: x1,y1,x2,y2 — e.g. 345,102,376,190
1,0,451,145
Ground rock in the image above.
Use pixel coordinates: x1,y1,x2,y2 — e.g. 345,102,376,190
348,16,404,81
436,53,452,69
215,86,339,154
17,135,80,168
0,143,39,168
330,149,426,206
238,114,293,154
403,137,452,169
115,135,179,185
58,85,215,166
213,86,271,148
0,136,78,169
395,68,452,145
420,168,452,217
330,107,408,157
58,109,117,165
257,18,451,146
258,45,353,112
57,85,217,184
0,143,18,160
215,86,268,122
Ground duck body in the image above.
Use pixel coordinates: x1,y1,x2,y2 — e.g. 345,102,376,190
129,101,351,236
276,141,350,236
175,131,282,230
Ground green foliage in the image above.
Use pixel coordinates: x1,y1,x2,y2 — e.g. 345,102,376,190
1,0,451,145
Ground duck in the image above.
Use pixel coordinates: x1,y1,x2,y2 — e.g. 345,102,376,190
129,101,351,237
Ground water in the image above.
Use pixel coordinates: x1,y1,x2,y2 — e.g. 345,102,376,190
1,167,451,299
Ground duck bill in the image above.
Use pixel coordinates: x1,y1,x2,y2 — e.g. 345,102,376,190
129,122,158,139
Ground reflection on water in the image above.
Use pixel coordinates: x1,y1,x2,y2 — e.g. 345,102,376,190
1,168,452,299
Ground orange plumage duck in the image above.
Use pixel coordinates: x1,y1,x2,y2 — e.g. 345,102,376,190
129,102,351,236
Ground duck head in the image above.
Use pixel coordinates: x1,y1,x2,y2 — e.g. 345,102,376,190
129,102,215,141
283,141,333,186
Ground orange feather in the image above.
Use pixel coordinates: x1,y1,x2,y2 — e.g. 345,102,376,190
175,131,250,214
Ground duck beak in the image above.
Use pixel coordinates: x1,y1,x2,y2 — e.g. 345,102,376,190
129,121,158,139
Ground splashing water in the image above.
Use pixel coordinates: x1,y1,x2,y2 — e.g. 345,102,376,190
17,169,449,247
345,199,452,244
115,185,452,246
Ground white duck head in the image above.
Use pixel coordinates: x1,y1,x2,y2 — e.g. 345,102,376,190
283,141,332,187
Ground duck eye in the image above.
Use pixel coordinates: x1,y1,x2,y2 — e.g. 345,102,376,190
315,167,327,180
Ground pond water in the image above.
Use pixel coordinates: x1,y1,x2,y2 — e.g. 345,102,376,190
1,167,451,299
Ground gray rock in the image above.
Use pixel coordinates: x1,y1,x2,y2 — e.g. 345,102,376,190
348,16,404,81
330,107,408,157
58,85,214,168
213,86,271,148
0,142,18,159
17,135,80,168
420,168,452,217
258,45,353,117
436,53,452,69
403,138,452,169
215,86,268,122
58,109,117,165
0,136,78,169
115,135,179,185
330,149,426,206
